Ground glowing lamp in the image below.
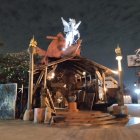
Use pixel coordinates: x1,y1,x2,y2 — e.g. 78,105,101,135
135,89,140,94
82,71,86,76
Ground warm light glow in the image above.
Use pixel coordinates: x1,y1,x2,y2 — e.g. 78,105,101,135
123,95,132,103
47,72,55,80
111,70,119,75
118,60,122,71
52,72,55,78
104,87,108,92
116,55,122,71
63,84,66,88
82,71,86,76
116,58,122,71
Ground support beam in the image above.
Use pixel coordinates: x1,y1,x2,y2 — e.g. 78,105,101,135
102,72,107,102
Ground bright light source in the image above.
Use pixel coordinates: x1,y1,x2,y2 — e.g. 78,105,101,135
104,87,107,92
134,89,140,94
63,84,66,88
61,17,81,51
116,55,122,71
51,72,55,78
134,83,137,87
82,71,86,76
47,72,55,80
116,55,122,61
116,59,122,71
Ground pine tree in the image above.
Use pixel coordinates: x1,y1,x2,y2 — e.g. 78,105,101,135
0,51,29,87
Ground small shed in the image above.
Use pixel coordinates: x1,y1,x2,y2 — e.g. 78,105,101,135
33,55,117,110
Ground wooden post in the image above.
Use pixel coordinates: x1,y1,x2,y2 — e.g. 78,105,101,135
44,66,48,89
27,47,34,109
40,66,49,108
23,36,37,121
95,71,99,102
102,72,107,102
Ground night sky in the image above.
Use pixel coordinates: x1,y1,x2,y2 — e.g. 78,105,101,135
0,0,140,91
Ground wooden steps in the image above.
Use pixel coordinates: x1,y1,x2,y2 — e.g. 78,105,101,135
53,111,129,127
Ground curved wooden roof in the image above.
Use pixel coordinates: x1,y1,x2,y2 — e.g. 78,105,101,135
45,55,115,76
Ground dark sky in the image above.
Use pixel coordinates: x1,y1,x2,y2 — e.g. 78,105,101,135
0,0,140,90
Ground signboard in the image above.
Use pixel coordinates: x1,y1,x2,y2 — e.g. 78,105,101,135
127,55,140,67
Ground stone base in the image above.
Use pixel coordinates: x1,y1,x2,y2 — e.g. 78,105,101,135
33,107,52,124
23,109,34,121
44,107,52,124
68,102,79,112
34,108,45,123
113,105,128,117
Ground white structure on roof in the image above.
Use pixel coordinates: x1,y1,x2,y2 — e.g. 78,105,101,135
61,17,81,50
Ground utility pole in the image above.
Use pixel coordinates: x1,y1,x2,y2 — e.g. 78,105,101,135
23,36,37,121
115,45,124,106
113,45,128,117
